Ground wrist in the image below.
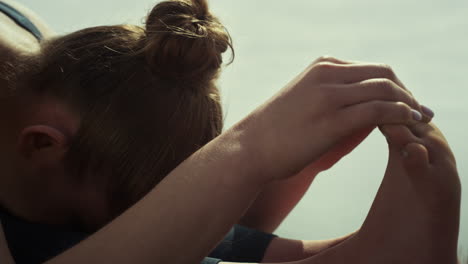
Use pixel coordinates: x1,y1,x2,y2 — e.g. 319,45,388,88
297,162,323,178
220,119,271,187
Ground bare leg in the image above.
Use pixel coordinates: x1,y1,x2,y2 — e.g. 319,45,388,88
358,123,461,263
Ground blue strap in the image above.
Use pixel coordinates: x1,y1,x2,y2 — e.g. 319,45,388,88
0,1,43,41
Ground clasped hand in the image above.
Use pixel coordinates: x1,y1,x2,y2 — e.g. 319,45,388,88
240,56,433,181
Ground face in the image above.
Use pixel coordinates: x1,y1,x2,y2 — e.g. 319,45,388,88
0,94,112,232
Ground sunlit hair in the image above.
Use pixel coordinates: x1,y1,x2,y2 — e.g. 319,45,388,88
6,0,233,228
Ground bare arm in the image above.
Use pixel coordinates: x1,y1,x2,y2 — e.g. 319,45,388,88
0,57,426,264
46,127,266,264
238,56,428,234
45,57,425,264
239,166,318,233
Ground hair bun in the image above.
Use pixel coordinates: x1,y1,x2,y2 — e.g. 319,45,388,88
143,0,233,86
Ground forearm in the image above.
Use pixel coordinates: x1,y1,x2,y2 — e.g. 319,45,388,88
239,127,375,233
239,165,319,233
46,124,267,264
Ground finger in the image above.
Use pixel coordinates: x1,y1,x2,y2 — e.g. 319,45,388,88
312,62,432,122
330,78,418,111
332,101,423,139
312,56,353,65
318,63,403,86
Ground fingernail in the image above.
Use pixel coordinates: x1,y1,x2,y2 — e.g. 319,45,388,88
421,105,435,118
411,109,423,121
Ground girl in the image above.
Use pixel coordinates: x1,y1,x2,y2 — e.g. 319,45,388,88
0,0,460,263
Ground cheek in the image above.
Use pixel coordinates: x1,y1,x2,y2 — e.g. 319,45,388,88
27,172,79,226
74,186,111,232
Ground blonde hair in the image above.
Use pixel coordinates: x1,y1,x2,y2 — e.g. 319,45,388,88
11,0,233,228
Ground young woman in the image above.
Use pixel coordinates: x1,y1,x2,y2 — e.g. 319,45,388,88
0,0,461,263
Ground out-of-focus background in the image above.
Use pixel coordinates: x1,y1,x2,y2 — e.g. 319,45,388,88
17,0,467,256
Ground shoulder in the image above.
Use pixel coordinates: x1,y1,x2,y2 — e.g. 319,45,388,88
0,0,55,58
0,14,37,62
0,0,55,38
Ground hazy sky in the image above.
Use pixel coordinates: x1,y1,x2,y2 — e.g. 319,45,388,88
17,0,468,254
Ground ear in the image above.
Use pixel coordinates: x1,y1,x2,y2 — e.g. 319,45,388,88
17,125,69,162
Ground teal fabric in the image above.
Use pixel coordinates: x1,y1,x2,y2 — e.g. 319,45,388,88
0,1,43,41
209,225,276,262
1,208,275,264
202,257,222,264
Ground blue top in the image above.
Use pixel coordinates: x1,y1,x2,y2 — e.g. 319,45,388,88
0,1,43,41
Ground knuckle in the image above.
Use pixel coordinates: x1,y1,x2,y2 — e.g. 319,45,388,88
408,95,419,109
371,78,416,107
396,85,417,108
315,55,338,63
377,63,397,79
374,78,397,96
399,103,414,121
369,102,412,124
313,62,338,77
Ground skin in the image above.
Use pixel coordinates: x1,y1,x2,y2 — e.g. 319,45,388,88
0,1,460,264
232,121,461,264
0,2,357,257
0,119,461,264
0,0,378,257
237,55,428,233
0,0,54,63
